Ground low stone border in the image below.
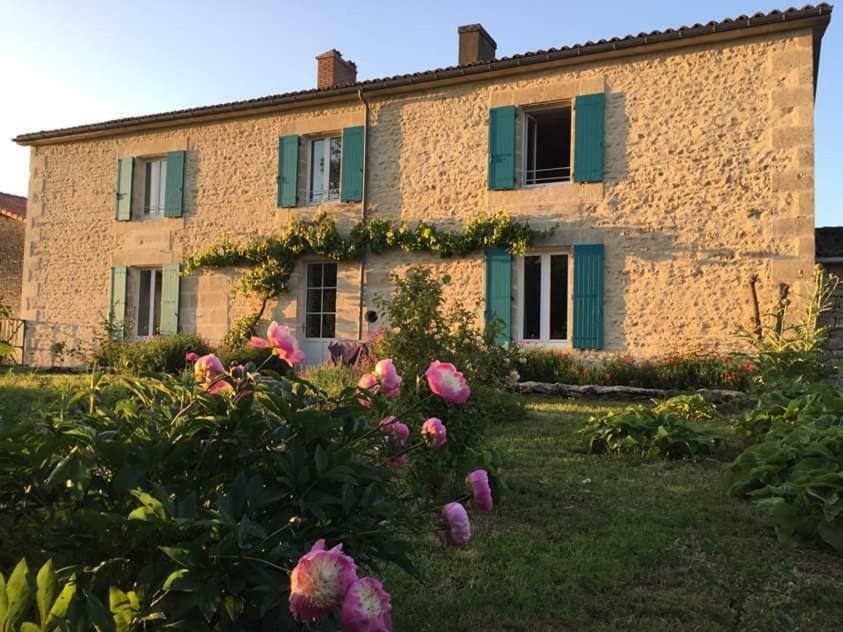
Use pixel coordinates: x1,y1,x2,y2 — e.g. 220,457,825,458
517,381,744,403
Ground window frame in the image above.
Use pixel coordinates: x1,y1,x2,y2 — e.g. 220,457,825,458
134,267,163,339
307,135,342,205
513,249,573,346
519,102,573,188
143,157,167,217
303,261,338,340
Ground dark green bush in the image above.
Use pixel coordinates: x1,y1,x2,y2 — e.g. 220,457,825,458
94,334,211,374
303,365,362,397
579,397,723,459
725,421,843,553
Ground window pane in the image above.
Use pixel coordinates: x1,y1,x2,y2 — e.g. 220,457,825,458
137,270,151,337
523,256,541,340
526,116,537,184
322,314,336,338
306,289,322,314
323,263,337,288
307,263,322,288
322,289,336,313
305,314,321,338
549,255,568,340
153,270,163,335
329,137,341,195
310,139,326,199
144,162,152,214
526,107,572,183
158,160,167,211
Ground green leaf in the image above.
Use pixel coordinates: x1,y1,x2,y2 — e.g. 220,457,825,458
108,587,136,632
19,623,39,632
0,573,8,629
35,560,56,629
159,547,195,568
84,591,115,632
6,559,34,631
162,569,194,592
314,444,329,476
46,575,76,626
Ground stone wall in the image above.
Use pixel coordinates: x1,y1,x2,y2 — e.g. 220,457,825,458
0,217,24,316
20,27,818,366
820,262,843,359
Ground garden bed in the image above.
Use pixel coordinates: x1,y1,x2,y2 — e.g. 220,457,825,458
518,380,744,403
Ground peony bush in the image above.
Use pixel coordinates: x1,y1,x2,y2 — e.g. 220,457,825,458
0,322,494,630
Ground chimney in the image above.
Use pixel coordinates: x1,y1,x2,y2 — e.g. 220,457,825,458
316,49,357,89
458,24,497,65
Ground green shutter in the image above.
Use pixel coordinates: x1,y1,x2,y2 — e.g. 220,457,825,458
341,126,364,202
573,93,605,182
164,150,186,217
115,157,133,221
160,264,181,337
277,135,299,207
488,106,516,190
572,244,604,349
109,266,128,340
484,248,512,344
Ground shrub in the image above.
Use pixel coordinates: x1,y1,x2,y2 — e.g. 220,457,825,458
303,365,362,398
580,397,723,459
94,334,211,373
215,344,292,374
518,348,755,390
652,393,717,421
725,421,843,553
0,352,492,628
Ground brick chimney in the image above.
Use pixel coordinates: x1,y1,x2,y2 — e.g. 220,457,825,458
458,24,497,65
316,50,357,89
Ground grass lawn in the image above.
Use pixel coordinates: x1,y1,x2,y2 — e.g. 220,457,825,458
385,397,843,632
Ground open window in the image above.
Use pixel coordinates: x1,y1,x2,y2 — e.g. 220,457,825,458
135,268,163,338
143,158,167,217
519,252,570,343
522,105,572,186
308,136,342,204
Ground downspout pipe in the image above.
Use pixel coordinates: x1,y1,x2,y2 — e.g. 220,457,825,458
356,89,370,340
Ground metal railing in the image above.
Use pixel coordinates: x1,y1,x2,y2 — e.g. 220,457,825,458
524,165,571,185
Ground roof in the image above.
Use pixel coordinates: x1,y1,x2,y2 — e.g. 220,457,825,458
0,193,26,221
816,227,843,259
14,4,833,145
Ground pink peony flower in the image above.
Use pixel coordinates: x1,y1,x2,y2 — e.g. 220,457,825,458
421,417,447,448
249,321,306,367
380,417,410,468
357,372,379,407
441,502,471,547
185,351,200,363
374,359,402,398
194,354,231,394
425,360,470,404
341,577,392,632
466,469,493,512
289,539,358,622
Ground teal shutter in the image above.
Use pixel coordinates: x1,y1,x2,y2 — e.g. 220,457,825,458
109,266,128,340
277,135,299,207
340,126,364,202
484,249,512,344
488,106,516,190
573,93,605,182
572,244,604,349
115,157,133,221
164,150,186,217
160,264,181,336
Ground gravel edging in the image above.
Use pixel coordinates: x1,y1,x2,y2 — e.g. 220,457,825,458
517,381,744,403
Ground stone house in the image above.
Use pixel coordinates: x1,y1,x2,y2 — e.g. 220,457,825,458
0,193,26,317
13,5,833,366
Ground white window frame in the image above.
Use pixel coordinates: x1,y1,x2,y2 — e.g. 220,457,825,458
520,103,573,188
135,267,163,339
307,136,342,205
143,158,167,217
512,250,573,346
302,261,338,340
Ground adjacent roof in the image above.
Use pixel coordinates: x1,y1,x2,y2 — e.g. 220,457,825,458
816,227,843,259
14,4,833,145
0,193,26,221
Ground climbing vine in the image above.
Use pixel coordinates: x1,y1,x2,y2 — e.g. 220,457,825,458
184,212,554,347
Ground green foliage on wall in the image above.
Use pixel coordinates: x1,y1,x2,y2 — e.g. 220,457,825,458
184,212,554,346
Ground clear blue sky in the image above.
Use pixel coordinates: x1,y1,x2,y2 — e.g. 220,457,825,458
1,0,839,225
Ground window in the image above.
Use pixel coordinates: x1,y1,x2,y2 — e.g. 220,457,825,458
305,263,337,339
136,268,163,337
144,158,167,216
309,136,342,204
519,253,569,342
522,105,572,185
